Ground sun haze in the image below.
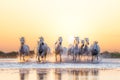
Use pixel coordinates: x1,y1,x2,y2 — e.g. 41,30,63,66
0,0,120,52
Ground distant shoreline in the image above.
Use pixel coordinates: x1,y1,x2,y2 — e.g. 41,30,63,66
0,51,34,58
0,51,120,58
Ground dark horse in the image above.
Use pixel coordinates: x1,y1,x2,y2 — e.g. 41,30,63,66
91,41,100,62
37,37,50,62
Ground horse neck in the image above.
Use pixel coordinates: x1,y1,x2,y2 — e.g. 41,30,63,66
84,44,90,51
20,43,24,47
85,43,89,47
81,44,84,49
74,43,79,47
39,43,47,49
55,43,62,51
56,44,60,48
56,41,62,46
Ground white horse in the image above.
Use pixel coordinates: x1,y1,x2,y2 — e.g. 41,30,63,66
90,41,100,62
80,38,91,61
79,40,85,59
68,37,81,62
19,37,30,61
84,38,90,55
37,37,50,62
54,37,63,62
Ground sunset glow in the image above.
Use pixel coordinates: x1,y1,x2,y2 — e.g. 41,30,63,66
0,0,120,52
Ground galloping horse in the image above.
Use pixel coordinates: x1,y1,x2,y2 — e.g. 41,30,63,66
81,38,91,61
19,37,30,61
90,41,100,62
68,37,80,62
54,37,63,62
73,37,80,62
37,37,50,62
79,40,85,59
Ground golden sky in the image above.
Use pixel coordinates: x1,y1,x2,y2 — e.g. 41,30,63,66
0,0,120,52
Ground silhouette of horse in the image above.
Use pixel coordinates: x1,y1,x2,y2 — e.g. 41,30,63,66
80,38,91,61
54,37,63,62
37,37,50,62
19,37,30,61
68,37,81,62
90,41,100,62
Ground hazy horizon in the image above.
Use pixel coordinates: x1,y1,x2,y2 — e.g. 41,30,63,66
0,0,120,52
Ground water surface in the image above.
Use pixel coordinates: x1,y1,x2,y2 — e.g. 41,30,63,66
0,58,120,80
0,68,120,80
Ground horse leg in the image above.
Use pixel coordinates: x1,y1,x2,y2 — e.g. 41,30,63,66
97,55,99,61
19,53,21,61
73,55,74,62
74,55,76,62
83,55,85,61
91,55,93,62
86,54,88,61
76,55,78,62
79,55,80,61
73,54,76,62
79,55,81,61
60,55,62,62
44,55,46,62
72,55,74,61
38,57,40,62
55,54,57,62
75,55,77,62
41,56,44,62
38,56,41,62
87,54,89,61
23,55,25,61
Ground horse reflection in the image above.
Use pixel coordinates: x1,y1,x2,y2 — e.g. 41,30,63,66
19,69,29,80
79,69,89,80
36,69,47,80
91,69,99,80
55,69,62,80
68,69,99,80
71,70,79,80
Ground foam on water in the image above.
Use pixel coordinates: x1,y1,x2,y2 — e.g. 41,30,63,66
0,58,120,69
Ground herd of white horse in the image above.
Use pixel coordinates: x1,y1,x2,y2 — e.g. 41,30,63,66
19,36,100,62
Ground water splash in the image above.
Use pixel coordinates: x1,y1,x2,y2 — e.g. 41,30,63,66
0,59,120,69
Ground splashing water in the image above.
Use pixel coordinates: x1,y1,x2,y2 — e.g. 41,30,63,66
0,58,120,69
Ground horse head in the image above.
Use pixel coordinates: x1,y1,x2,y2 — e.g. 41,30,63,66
85,38,89,45
74,37,79,46
81,40,85,48
39,36,44,45
58,36,63,45
54,37,63,54
20,37,25,45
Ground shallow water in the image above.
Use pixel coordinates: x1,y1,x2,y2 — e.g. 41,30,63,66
0,58,120,80
0,58,120,69
0,68,120,80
